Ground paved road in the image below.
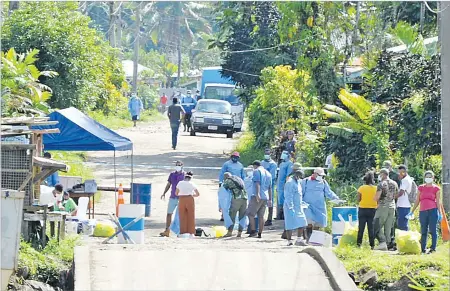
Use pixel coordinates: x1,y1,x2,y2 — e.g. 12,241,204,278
79,119,352,290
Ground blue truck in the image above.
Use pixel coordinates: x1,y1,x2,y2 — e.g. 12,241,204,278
200,67,244,132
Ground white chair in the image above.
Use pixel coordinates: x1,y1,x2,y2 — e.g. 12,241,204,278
73,197,89,221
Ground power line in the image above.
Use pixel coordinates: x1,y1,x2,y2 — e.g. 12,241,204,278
221,68,260,77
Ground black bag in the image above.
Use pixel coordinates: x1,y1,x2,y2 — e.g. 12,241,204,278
195,228,210,237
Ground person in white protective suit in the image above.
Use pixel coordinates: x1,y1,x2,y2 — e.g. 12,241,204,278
284,168,308,246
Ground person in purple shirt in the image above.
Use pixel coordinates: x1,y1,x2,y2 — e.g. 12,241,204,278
160,160,185,237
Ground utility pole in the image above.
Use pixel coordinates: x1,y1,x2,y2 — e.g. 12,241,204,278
132,2,141,94
116,2,122,50
420,2,425,34
441,1,450,212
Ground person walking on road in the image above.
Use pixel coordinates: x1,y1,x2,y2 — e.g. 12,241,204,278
128,93,144,127
167,97,185,150
246,160,271,238
160,93,168,113
302,167,340,241
176,171,200,237
356,171,377,249
276,150,293,220
219,152,245,221
181,90,197,132
262,148,277,226
284,167,308,246
373,168,398,251
222,172,248,237
160,161,185,237
409,170,442,254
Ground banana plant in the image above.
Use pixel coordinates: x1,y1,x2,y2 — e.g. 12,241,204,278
1,48,58,116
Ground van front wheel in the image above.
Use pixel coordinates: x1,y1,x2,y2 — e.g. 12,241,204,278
226,132,233,139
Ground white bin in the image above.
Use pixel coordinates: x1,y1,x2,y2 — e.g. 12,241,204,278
1,190,25,290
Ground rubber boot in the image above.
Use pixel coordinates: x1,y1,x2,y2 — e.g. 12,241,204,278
264,207,273,226
224,229,233,238
281,230,287,239
306,226,313,242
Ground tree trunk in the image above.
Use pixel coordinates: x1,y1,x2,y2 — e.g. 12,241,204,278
116,2,122,49
351,1,361,57
176,16,182,87
133,2,141,94
419,2,425,34
8,1,19,16
108,1,116,48
441,1,450,213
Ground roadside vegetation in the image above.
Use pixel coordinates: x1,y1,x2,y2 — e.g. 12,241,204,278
16,236,81,288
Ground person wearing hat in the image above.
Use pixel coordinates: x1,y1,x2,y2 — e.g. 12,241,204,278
281,162,303,239
181,90,197,132
373,168,398,251
284,167,308,246
219,152,245,220
261,148,277,226
246,160,271,238
302,167,340,240
195,89,202,101
382,160,400,250
276,150,293,220
222,172,248,237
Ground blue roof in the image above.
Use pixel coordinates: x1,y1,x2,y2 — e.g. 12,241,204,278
33,107,133,151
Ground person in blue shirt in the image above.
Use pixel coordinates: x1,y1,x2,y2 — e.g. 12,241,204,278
246,160,272,238
43,152,59,187
218,152,245,220
195,89,202,101
276,151,293,220
128,93,144,127
261,148,277,226
302,167,340,241
181,90,197,132
284,168,308,246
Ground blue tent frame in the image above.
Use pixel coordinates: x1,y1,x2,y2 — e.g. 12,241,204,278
33,107,134,202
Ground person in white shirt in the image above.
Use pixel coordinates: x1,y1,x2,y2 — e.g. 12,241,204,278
396,165,412,231
175,172,200,236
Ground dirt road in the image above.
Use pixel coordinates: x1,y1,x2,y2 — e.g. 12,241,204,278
88,118,287,238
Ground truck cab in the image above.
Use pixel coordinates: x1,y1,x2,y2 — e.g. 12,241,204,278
200,67,244,132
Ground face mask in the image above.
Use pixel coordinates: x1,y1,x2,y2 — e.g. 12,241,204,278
231,157,239,163
175,166,182,172
281,153,288,160
378,176,382,182
425,177,433,184
264,154,270,160
316,176,323,182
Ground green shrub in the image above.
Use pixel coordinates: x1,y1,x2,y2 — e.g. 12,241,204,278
234,131,264,167
18,236,81,286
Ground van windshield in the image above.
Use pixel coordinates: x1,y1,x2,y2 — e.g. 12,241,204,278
197,102,231,114
204,86,241,105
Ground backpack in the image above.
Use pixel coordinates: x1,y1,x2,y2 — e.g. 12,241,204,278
408,179,418,204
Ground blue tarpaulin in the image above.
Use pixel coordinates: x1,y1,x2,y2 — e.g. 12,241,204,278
33,107,133,151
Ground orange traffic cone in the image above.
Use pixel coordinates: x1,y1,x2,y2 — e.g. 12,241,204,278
440,205,450,242
116,183,125,216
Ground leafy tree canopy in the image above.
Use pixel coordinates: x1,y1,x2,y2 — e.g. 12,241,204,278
2,2,126,112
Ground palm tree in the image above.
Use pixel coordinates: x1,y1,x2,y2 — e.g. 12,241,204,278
323,89,390,165
1,48,57,116
143,2,212,85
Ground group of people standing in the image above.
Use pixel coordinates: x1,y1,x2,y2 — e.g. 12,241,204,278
357,161,443,253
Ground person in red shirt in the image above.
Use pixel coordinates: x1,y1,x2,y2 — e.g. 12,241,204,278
160,93,168,113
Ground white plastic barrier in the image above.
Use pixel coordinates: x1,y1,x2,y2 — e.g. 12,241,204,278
1,190,25,290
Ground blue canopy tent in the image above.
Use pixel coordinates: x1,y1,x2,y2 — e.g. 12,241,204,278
32,107,134,203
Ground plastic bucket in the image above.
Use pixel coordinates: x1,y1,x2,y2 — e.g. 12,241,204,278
131,183,151,217
332,207,358,245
